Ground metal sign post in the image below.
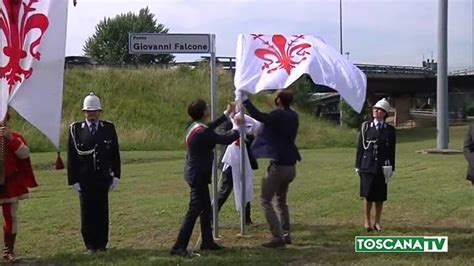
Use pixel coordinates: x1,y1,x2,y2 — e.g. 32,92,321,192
209,34,220,238
129,33,220,238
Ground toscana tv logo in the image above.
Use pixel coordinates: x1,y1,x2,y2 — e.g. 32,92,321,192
355,236,448,253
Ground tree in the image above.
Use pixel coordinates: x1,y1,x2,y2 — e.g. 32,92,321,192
340,98,368,128
83,7,174,65
291,75,315,113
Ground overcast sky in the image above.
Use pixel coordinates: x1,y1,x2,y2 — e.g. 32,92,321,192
66,0,473,69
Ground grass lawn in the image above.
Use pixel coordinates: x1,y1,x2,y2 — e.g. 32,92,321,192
8,126,474,265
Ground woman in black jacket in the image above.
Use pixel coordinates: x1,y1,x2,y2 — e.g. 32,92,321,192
355,98,396,232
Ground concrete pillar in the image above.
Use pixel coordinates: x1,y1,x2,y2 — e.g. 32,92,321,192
393,95,411,127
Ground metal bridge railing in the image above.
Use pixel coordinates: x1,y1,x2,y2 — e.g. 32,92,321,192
449,67,474,76
354,64,435,76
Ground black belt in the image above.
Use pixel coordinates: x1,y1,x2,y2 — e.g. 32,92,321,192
271,160,295,166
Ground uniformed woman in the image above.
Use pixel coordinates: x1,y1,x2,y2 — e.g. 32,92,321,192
355,98,396,232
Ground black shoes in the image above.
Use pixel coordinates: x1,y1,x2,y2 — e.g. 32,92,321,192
284,234,292,245
200,242,225,251
262,237,286,249
170,248,193,258
85,247,106,255
364,223,382,232
171,243,224,258
85,249,96,255
373,223,383,232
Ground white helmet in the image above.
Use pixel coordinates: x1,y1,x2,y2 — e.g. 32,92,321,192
373,98,391,113
82,92,102,111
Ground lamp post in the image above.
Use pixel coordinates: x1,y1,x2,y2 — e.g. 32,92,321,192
339,0,343,54
436,0,449,149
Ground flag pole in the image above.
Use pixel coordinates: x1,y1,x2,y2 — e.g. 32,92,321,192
238,92,247,236
339,0,344,127
210,35,220,238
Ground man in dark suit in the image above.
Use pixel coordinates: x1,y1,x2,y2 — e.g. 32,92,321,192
67,92,121,254
171,99,241,257
463,124,474,185
242,90,301,249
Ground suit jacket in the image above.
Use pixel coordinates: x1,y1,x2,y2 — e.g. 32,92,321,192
67,120,121,189
463,124,474,182
355,121,396,174
243,99,301,165
184,115,239,186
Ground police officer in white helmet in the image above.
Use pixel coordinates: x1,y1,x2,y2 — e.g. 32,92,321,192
67,92,121,254
355,98,396,232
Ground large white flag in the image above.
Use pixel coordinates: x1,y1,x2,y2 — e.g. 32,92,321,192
1,0,68,149
234,34,367,112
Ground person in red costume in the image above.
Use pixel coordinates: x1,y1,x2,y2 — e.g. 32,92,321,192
0,112,37,262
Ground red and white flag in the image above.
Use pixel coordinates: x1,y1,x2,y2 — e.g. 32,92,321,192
234,34,367,112
1,0,68,149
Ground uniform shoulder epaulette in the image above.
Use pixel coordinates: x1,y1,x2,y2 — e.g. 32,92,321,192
69,121,81,128
100,120,114,126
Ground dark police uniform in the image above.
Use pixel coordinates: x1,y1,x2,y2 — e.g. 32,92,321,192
67,120,121,251
172,115,239,251
355,121,396,202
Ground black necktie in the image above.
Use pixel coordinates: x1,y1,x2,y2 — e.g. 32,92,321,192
90,123,96,135
376,122,380,130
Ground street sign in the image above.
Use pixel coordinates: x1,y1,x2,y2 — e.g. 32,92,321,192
128,33,211,54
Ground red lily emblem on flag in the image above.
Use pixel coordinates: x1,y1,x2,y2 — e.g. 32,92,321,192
252,34,312,75
0,0,49,92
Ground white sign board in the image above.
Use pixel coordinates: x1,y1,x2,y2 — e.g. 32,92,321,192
129,33,211,54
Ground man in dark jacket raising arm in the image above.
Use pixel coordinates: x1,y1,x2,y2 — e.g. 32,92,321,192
171,99,241,257
242,90,301,249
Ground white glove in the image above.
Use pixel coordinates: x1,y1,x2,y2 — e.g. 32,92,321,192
382,166,393,184
355,168,360,173
109,177,120,192
72,183,81,195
